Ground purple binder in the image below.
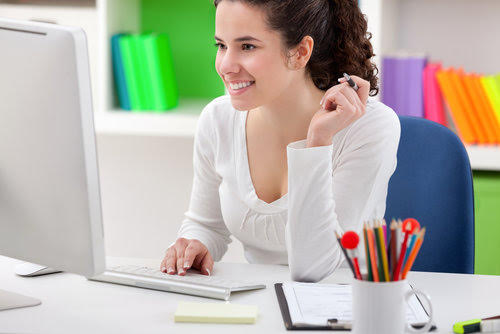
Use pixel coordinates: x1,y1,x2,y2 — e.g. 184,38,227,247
381,55,427,117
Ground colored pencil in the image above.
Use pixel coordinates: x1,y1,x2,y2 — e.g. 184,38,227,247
401,228,426,279
363,223,373,281
404,231,419,265
393,224,411,281
367,223,379,282
374,221,385,281
377,222,390,282
335,231,357,278
390,220,397,276
382,219,387,247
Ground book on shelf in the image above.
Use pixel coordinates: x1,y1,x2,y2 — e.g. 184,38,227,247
111,32,179,112
382,52,500,145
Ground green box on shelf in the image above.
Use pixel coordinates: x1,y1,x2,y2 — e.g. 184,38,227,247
474,171,500,275
141,0,225,100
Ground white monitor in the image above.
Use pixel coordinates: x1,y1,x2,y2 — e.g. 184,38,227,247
0,17,105,282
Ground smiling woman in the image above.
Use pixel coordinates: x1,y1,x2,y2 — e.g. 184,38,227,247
160,0,401,283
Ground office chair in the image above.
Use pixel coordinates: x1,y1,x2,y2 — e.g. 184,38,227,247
384,116,475,274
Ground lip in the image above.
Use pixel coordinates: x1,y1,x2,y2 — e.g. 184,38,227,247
227,81,255,96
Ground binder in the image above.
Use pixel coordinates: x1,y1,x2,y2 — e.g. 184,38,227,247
110,33,131,110
274,283,437,331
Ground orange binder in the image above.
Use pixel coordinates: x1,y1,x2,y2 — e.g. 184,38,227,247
449,68,483,143
461,72,495,144
436,69,476,144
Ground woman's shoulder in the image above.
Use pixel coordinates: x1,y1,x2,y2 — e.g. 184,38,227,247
347,97,401,143
198,94,236,127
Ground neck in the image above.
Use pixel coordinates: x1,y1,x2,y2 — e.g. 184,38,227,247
252,76,325,145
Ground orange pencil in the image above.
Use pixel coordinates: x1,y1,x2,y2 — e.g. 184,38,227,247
367,223,379,282
401,228,426,279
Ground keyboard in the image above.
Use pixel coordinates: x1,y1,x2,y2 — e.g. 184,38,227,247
89,264,266,300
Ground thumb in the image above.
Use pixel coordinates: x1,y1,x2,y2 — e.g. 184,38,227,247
342,74,370,105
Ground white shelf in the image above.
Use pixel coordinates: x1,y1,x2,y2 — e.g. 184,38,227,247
466,146,500,172
94,98,210,137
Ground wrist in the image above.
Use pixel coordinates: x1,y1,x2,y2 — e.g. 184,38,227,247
306,132,333,147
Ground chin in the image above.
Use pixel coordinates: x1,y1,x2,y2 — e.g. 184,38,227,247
230,99,256,111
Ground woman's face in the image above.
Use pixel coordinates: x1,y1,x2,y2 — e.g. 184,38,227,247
215,1,297,111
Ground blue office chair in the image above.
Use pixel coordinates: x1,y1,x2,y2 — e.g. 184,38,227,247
384,116,475,274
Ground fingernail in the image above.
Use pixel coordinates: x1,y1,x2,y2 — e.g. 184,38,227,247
161,266,166,273
206,269,211,276
178,268,185,275
183,261,189,269
167,267,174,274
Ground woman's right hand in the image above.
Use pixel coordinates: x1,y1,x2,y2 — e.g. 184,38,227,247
160,238,213,276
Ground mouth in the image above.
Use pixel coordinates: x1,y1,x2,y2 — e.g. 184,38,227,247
227,81,255,96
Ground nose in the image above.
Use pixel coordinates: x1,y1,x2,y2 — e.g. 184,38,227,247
218,48,241,77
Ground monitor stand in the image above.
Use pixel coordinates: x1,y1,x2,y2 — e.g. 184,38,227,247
15,262,62,277
0,289,41,311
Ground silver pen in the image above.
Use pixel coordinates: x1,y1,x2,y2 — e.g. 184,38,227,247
343,72,359,91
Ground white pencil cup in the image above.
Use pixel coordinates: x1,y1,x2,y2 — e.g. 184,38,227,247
351,279,433,334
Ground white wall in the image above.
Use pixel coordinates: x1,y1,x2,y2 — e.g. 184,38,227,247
96,134,246,263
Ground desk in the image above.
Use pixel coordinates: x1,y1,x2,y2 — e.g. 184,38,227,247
1,256,499,333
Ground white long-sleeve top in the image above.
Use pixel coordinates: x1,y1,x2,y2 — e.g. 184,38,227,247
176,94,401,282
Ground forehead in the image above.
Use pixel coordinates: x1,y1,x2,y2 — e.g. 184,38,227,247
215,1,275,41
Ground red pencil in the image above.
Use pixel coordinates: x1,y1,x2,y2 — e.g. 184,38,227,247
393,223,411,281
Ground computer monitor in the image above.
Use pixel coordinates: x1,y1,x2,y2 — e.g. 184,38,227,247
0,17,105,308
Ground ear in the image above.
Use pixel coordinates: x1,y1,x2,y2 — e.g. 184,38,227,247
290,35,314,70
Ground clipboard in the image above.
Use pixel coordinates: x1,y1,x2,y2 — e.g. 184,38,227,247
274,283,437,331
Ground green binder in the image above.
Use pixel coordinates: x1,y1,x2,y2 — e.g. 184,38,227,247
119,34,141,110
143,33,179,111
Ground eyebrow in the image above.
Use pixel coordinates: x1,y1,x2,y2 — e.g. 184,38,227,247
214,35,262,43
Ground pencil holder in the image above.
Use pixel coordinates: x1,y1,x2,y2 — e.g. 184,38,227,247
351,279,433,334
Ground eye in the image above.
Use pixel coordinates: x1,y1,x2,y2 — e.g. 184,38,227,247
242,44,256,51
213,43,256,51
214,42,225,50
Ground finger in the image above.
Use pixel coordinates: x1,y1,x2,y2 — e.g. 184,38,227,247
325,91,356,117
173,238,189,275
200,252,214,276
321,80,349,106
164,248,177,275
345,75,370,105
339,84,364,118
183,242,204,271
324,86,352,112
322,82,349,110
177,256,186,276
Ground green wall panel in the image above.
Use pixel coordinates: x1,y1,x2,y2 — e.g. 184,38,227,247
141,0,225,99
474,171,500,275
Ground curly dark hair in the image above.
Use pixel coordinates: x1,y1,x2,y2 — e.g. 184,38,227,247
213,0,379,96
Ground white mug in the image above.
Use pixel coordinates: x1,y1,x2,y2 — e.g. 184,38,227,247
352,279,433,334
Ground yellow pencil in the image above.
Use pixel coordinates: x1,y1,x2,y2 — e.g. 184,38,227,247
401,228,426,279
377,221,390,281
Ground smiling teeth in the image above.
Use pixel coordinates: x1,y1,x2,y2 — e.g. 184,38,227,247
230,81,253,90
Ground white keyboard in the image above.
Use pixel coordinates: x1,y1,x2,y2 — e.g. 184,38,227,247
90,264,266,300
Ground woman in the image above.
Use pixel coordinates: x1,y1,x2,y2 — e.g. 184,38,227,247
160,0,400,282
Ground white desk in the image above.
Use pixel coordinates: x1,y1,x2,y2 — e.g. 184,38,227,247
1,255,499,334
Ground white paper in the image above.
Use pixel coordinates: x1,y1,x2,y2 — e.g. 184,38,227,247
282,282,430,327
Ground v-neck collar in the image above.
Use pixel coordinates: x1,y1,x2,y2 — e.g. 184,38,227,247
234,109,288,214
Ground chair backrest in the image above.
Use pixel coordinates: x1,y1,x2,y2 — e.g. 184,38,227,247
384,116,475,274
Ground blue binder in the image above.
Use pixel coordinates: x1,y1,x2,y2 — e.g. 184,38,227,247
111,33,131,110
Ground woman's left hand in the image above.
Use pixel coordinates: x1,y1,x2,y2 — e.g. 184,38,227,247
306,75,370,147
